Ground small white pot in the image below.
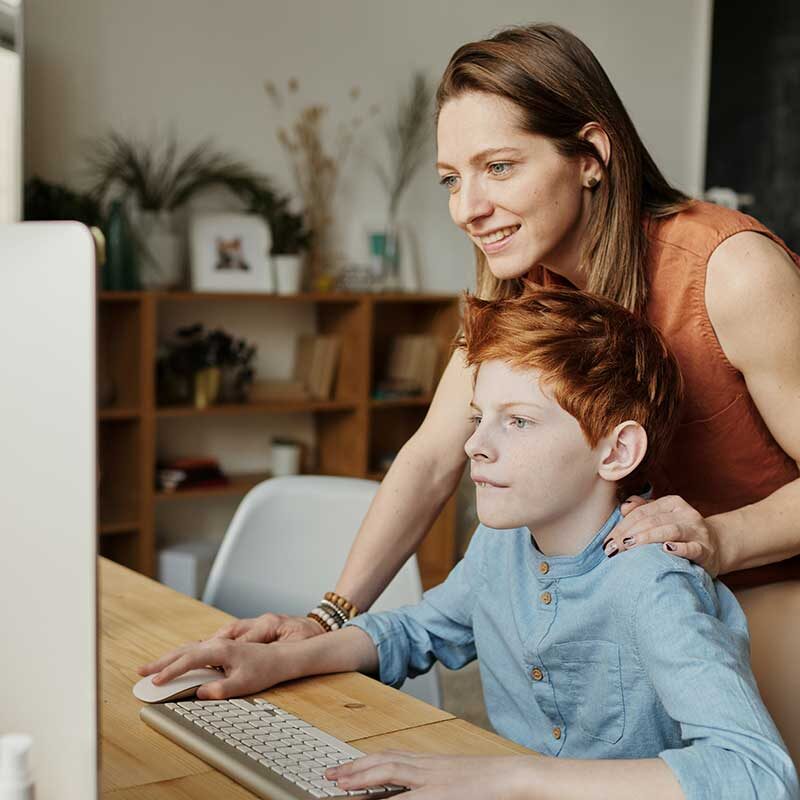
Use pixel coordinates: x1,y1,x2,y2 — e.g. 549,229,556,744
271,440,302,476
272,254,304,295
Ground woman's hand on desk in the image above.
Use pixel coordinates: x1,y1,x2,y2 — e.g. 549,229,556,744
137,639,291,699
326,752,532,799
210,612,324,643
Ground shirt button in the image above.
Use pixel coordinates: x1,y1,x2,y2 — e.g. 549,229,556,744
540,591,552,605
539,561,550,575
552,727,562,740
531,668,544,681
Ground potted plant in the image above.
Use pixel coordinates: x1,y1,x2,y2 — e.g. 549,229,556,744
157,324,257,408
86,132,283,290
245,186,311,294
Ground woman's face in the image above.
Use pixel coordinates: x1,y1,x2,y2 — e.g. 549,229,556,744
436,91,590,282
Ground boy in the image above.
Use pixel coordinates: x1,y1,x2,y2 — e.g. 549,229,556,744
141,288,798,799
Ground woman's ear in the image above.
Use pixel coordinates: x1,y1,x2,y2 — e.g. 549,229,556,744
597,420,647,483
578,122,611,185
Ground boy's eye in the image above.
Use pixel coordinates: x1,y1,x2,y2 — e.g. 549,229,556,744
511,417,531,429
468,414,482,426
489,162,512,176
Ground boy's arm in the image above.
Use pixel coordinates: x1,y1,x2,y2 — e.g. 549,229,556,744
344,525,489,688
630,565,798,799
140,527,489,698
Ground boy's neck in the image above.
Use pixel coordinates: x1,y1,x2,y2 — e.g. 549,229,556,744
527,487,618,557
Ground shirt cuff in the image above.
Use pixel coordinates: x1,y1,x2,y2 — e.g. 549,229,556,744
346,612,410,688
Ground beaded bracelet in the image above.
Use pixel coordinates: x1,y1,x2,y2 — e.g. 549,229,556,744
307,606,341,631
306,611,331,632
319,599,349,628
324,591,359,620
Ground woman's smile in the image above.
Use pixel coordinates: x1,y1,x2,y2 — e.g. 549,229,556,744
475,224,521,253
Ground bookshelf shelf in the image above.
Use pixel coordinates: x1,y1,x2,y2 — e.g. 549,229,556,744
99,521,140,536
369,395,434,409
99,407,140,421
97,290,460,588
155,472,270,501
156,400,358,418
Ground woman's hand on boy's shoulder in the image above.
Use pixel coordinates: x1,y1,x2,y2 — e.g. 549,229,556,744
136,638,292,700
325,751,535,799
211,612,325,644
602,495,722,577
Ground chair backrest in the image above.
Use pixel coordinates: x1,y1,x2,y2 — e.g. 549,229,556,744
203,475,441,707
735,581,800,767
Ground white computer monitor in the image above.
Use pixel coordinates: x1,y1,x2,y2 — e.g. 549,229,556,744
0,1,23,223
0,222,98,799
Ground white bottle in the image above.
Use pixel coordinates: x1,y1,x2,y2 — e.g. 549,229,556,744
0,735,34,800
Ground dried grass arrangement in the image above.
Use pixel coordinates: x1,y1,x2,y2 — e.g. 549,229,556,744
265,78,369,289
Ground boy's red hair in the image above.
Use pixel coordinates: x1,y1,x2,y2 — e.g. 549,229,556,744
460,286,683,497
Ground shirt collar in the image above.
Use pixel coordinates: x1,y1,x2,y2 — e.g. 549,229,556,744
527,506,622,580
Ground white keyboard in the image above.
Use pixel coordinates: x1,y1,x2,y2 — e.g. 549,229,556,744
140,697,407,799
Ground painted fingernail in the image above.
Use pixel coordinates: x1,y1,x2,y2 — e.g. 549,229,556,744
622,536,636,547
664,542,676,552
604,541,618,557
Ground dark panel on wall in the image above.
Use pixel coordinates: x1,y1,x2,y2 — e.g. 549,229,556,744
705,1,800,250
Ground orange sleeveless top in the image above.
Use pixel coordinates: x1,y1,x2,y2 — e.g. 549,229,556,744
644,202,799,518
540,201,799,519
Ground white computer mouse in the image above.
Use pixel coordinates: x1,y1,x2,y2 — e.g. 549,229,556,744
132,667,223,703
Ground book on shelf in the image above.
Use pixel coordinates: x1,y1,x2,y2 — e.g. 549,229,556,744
246,336,341,403
294,335,341,400
375,334,440,397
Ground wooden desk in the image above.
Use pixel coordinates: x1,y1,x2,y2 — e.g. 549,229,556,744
100,559,533,798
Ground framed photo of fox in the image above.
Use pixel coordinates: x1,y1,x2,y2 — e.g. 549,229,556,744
190,212,274,293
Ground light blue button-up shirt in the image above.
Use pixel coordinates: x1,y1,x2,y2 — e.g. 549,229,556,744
349,507,798,799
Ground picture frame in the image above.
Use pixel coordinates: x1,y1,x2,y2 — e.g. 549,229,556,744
189,212,273,293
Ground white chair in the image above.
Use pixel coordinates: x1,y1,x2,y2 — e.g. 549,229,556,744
203,475,442,707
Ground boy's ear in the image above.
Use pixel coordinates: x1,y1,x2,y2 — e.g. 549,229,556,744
597,421,647,482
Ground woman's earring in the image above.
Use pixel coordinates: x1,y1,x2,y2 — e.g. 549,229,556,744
587,177,599,188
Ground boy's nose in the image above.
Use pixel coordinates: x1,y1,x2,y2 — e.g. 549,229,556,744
465,428,494,462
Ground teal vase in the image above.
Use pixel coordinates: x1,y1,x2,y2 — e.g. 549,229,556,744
103,199,139,291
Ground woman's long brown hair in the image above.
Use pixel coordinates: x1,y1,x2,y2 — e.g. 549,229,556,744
436,24,691,313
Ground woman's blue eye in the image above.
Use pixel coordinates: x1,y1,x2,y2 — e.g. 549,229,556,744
439,175,458,191
489,162,512,176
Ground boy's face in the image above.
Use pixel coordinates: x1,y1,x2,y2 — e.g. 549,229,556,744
465,359,603,532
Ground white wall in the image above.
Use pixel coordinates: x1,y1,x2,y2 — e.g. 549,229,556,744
24,0,712,294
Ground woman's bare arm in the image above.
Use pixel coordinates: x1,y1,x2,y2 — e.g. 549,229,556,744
335,346,475,611
704,231,800,573
212,346,475,642
603,231,800,574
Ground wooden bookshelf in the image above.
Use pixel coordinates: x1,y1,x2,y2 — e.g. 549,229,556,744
97,290,461,590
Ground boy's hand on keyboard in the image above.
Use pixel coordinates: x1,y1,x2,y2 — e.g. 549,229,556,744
137,640,291,699
325,751,530,799
211,612,325,644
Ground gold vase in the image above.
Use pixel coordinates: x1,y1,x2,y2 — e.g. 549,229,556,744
194,367,221,409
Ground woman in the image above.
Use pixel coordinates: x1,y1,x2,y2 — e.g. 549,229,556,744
217,23,800,645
